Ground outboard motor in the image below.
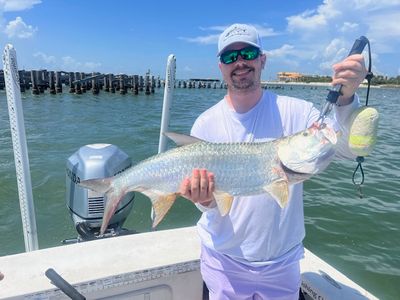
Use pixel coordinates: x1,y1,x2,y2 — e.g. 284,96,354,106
65,144,135,242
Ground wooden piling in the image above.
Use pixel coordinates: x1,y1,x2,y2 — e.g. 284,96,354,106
104,76,109,92
109,74,115,93
49,71,56,94
69,72,76,93
18,70,25,92
119,75,126,95
144,73,151,95
133,75,139,95
80,72,87,93
92,72,99,95
31,70,39,95
40,70,47,93
75,72,82,94
56,71,62,93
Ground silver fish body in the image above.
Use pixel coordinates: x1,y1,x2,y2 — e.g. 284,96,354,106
80,122,337,233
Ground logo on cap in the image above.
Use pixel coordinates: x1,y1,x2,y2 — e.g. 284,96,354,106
223,26,250,41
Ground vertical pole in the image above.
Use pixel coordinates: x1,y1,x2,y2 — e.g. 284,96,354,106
55,71,62,93
158,54,176,154
31,70,39,95
49,71,56,94
2,44,39,252
69,72,75,93
151,54,176,225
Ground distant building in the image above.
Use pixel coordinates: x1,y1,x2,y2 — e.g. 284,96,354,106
277,72,302,82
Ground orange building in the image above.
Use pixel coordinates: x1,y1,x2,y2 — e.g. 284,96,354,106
277,72,302,82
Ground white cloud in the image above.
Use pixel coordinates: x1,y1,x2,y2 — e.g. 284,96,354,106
319,38,348,71
181,1,399,76
181,24,278,45
323,38,347,59
367,12,400,51
252,25,279,38
4,16,37,38
33,51,56,64
287,9,328,31
180,33,219,45
0,0,41,11
61,56,101,72
266,44,295,58
281,0,400,75
286,0,341,33
339,22,359,33
83,61,102,70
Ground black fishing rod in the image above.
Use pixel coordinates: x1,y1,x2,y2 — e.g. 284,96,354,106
318,36,370,123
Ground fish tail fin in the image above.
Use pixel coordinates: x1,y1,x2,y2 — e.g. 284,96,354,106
213,191,234,216
80,178,126,234
142,190,177,228
100,187,127,234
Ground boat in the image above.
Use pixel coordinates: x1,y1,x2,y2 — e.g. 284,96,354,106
0,226,378,300
0,46,379,300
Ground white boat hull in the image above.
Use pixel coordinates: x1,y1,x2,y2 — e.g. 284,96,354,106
0,227,378,300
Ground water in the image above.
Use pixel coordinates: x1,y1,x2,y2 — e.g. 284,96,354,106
0,86,399,299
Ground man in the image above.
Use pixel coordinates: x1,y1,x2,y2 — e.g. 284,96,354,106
180,23,367,300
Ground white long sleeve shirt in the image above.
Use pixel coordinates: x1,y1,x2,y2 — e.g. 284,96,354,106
191,90,359,266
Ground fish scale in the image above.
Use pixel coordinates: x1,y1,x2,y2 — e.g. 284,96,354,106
122,142,280,196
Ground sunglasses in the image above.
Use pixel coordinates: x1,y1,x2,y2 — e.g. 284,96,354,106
220,46,260,64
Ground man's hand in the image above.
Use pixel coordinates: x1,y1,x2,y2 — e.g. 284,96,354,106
332,54,368,106
180,169,215,207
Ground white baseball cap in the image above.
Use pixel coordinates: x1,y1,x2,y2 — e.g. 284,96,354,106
218,23,263,56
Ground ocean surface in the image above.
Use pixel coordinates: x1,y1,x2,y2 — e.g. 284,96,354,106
0,85,398,299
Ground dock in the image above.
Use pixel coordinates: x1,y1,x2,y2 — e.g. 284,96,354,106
0,69,337,95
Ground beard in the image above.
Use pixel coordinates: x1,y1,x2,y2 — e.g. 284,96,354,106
230,65,258,90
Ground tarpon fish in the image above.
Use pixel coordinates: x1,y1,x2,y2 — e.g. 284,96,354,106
79,122,337,234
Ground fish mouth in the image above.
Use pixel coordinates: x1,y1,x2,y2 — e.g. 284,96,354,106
280,162,307,176
312,122,338,145
280,162,312,183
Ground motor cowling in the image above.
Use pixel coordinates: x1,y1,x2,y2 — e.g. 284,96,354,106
66,144,134,240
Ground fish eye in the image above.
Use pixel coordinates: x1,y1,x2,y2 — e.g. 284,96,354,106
302,132,309,136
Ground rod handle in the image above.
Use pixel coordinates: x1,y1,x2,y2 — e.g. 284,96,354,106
45,268,86,300
327,36,369,103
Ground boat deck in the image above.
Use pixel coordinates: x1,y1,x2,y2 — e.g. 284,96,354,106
0,227,378,299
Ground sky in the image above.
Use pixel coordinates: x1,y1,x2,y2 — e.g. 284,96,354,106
0,0,399,80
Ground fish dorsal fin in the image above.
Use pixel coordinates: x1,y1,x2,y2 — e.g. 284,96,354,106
164,132,203,146
213,191,234,216
141,189,177,228
263,180,289,208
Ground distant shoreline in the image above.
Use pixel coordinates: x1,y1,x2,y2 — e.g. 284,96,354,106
261,81,400,89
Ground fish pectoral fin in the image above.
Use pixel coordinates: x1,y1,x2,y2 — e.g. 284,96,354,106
142,190,177,228
213,191,234,216
263,181,289,208
164,132,204,146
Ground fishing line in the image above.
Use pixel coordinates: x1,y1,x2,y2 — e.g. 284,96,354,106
350,37,375,198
